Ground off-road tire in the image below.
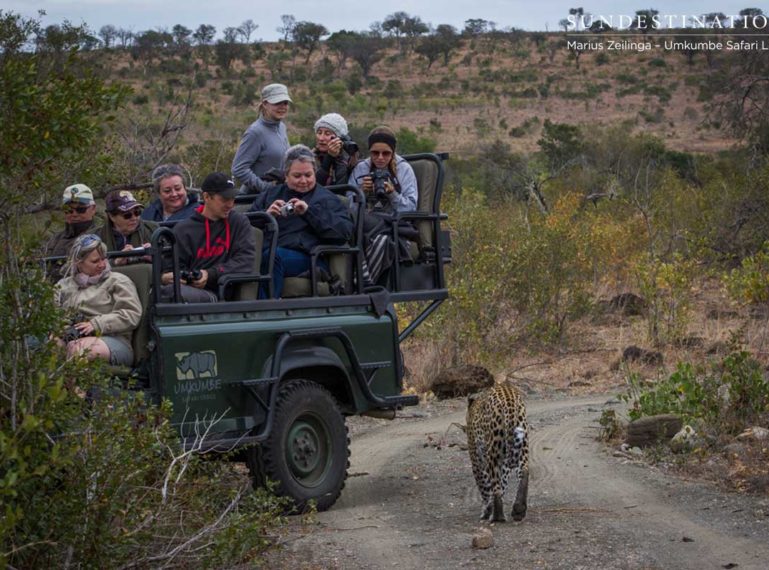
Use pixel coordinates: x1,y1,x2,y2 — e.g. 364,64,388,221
250,379,349,512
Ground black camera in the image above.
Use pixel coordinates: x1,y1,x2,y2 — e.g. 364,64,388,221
371,168,392,200
260,168,286,184
338,134,358,155
62,313,87,343
180,269,202,283
280,202,295,217
62,325,83,343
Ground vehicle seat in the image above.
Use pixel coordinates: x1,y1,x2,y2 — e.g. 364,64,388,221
394,153,450,292
281,187,363,298
112,263,153,366
408,157,440,254
232,225,263,300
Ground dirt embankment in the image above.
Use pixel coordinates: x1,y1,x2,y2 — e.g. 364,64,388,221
264,395,769,569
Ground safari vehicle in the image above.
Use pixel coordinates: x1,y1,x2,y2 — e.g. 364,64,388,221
64,152,450,511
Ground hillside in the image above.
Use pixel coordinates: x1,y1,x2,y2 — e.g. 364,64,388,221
95,30,739,174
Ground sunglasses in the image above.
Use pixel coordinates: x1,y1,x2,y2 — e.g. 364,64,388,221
116,209,143,220
64,205,90,214
79,234,102,248
370,150,393,158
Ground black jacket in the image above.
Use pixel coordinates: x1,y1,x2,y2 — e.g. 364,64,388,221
314,148,355,187
171,207,256,291
250,183,353,253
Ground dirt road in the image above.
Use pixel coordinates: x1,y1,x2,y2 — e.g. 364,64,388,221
265,395,769,569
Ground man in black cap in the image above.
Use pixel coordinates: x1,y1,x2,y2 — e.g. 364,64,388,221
161,172,256,302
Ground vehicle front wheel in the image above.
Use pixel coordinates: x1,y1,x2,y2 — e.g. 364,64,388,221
249,379,349,512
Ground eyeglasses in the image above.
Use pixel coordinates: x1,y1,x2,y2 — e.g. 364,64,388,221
117,209,143,220
64,205,90,214
370,150,393,158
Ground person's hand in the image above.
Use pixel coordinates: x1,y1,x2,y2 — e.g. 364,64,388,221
115,244,133,266
327,137,343,158
161,271,173,285
74,320,95,336
384,180,396,194
190,269,208,289
140,242,152,263
290,198,308,215
361,176,373,194
267,199,285,217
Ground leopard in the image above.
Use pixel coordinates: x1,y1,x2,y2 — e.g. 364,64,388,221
466,381,529,522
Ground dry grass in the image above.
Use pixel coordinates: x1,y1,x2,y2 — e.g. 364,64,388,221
402,277,769,399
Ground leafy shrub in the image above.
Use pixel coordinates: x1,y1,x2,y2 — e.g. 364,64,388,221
1,265,285,568
725,241,769,304
394,127,436,154
623,351,769,434
636,254,696,345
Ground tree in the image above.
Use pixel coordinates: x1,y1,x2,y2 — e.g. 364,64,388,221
131,29,170,71
238,18,258,43
98,24,117,48
348,32,385,78
537,120,585,172
702,12,727,27
569,7,584,30
193,23,215,45
115,27,133,49
222,26,240,43
707,48,769,153
588,20,612,32
463,18,492,36
416,24,460,68
35,22,92,70
277,14,296,42
0,6,125,462
559,19,572,32
291,21,328,63
326,29,358,71
171,24,192,47
737,7,764,28
382,11,408,44
631,9,660,34
383,12,428,54
401,14,429,54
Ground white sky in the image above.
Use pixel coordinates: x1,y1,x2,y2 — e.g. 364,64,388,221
3,1,764,40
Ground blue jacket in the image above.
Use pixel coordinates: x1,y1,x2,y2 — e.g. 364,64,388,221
250,184,353,253
141,193,200,223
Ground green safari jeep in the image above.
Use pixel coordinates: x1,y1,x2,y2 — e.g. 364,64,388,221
103,153,450,511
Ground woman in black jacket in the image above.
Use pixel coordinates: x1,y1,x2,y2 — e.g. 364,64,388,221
312,113,358,186
251,145,353,297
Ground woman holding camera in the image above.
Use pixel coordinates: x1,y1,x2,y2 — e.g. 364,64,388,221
313,113,358,186
56,233,142,365
231,83,292,194
96,190,158,266
250,144,353,298
347,126,418,285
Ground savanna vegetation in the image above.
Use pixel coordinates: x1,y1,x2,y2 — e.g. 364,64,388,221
3,6,769,566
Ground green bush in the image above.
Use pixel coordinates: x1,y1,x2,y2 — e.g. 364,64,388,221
624,351,769,434
725,241,769,304
1,265,285,568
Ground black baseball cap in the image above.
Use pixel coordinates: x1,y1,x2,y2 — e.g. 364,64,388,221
201,172,237,199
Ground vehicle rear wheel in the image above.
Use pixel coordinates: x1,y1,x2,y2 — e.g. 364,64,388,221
248,379,349,512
